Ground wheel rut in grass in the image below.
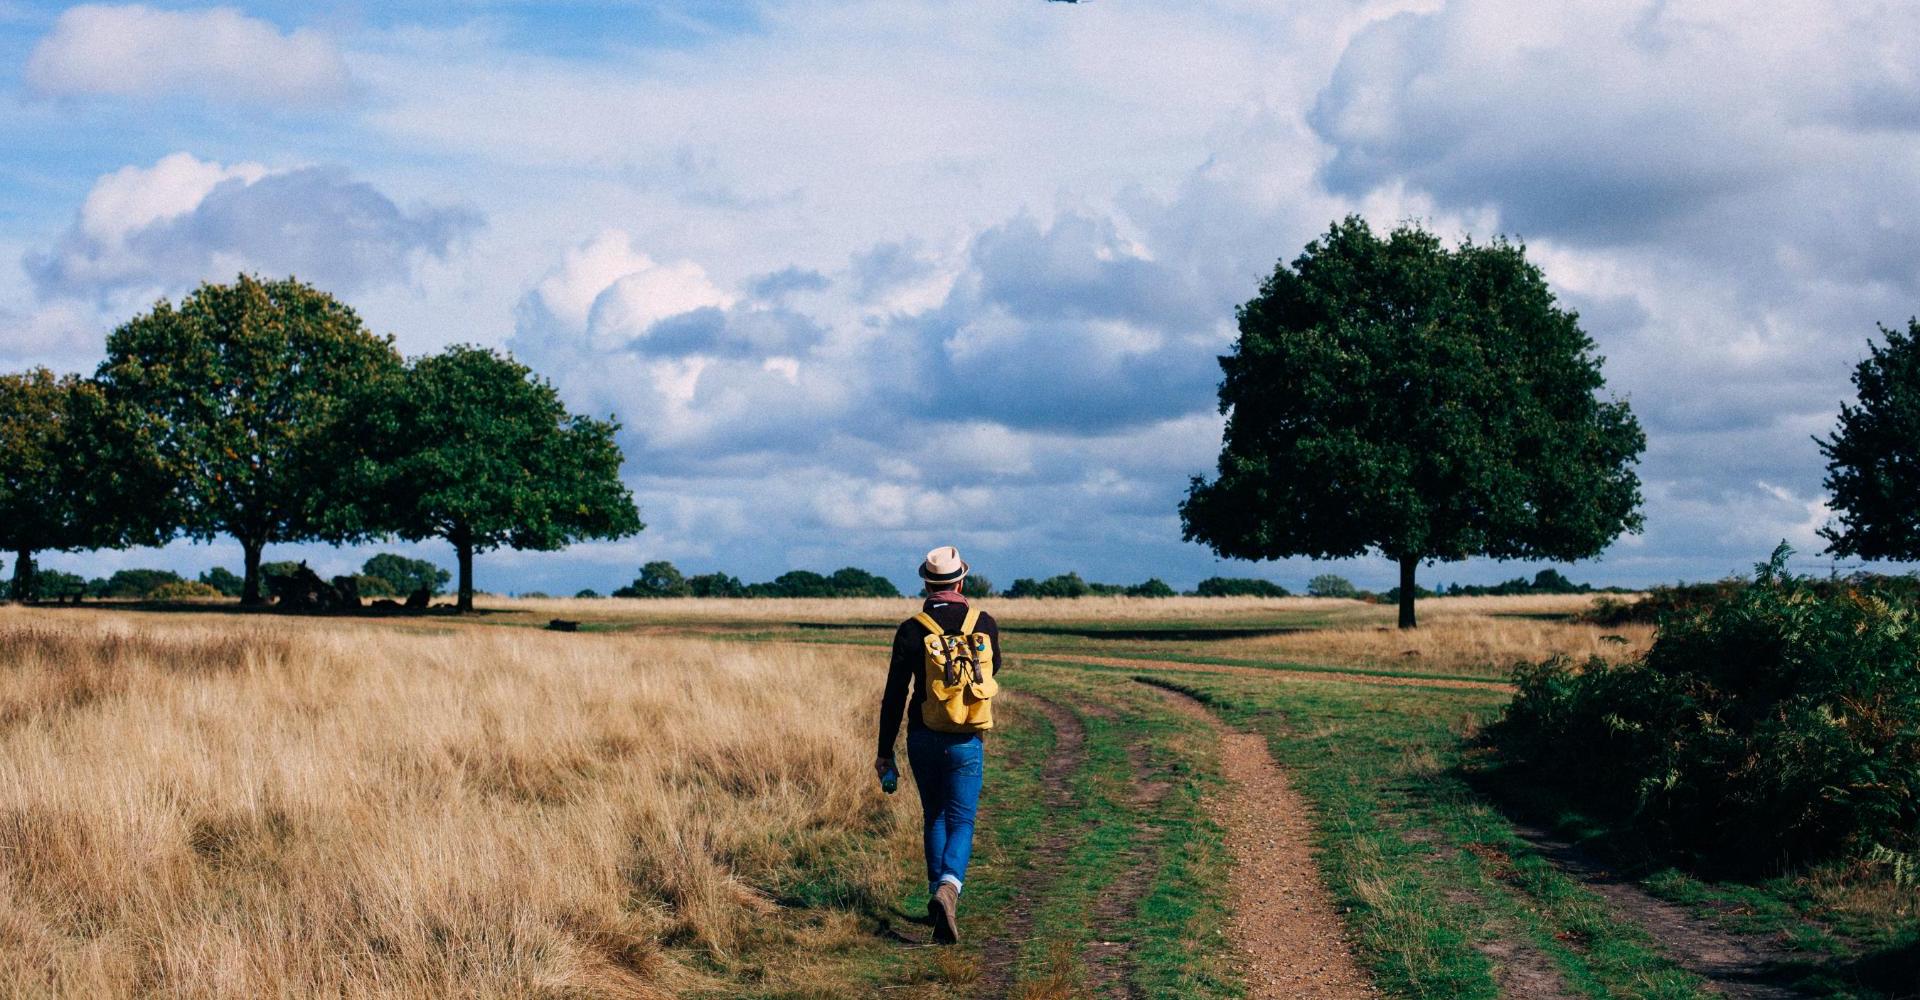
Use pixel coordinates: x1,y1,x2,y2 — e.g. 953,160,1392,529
1076,700,1170,1000
1512,824,1814,999
1146,683,1378,1000
979,690,1085,998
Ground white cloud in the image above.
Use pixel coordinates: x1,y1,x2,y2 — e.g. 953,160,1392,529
26,152,479,300
26,4,351,104
521,230,730,351
78,153,268,243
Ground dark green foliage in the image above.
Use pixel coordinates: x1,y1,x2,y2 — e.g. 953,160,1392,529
964,574,996,597
1580,578,1747,626
1389,567,1610,604
1194,576,1290,597
1,369,161,601
1493,544,1920,872
573,588,602,599
613,562,896,598
686,572,746,598
28,569,87,600
1181,217,1644,628
1820,319,1920,561
353,575,397,598
749,570,832,597
1307,574,1358,598
614,560,692,598
97,276,405,605
1007,573,1092,598
826,567,901,598
97,568,185,598
360,554,450,597
1003,572,1173,598
259,561,304,584
346,345,642,611
197,566,244,597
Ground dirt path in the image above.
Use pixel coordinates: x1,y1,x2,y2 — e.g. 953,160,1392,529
1042,654,1514,694
978,691,1085,998
1512,825,1813,999
1148,684,1378,999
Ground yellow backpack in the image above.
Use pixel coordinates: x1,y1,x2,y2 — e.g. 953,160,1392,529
914,608,997,734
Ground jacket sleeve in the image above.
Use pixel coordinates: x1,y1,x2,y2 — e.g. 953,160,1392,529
876,624,914,760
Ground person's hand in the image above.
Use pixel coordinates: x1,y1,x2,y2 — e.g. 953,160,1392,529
874,756,894,780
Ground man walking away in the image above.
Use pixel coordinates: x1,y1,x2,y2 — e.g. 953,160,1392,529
875,545,1002,944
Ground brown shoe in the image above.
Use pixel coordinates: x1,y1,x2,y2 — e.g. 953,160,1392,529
930,882,960,944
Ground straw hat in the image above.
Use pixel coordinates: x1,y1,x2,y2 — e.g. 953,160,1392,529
918,546,969,586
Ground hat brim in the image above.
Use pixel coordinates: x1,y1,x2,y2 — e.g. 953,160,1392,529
918,561,969,585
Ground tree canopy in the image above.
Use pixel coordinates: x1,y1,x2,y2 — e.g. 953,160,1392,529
1819,319,1920,561
361,553,451,597
351,345,642,610
96,275,403,604
0,369,160,601
1180,217,1645,627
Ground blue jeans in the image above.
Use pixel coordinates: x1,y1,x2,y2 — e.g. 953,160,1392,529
906,728,984,894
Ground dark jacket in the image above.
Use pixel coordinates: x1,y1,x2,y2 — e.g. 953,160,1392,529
876,596,1003,759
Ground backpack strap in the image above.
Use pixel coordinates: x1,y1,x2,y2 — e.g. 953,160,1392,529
912,612,943,635
960,607,982,634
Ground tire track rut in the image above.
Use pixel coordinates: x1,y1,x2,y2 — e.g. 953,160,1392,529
1076,700,1169,999
979,691,1085,998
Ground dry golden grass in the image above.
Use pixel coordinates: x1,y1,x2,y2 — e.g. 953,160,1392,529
0,607,914,999
1219,609,1654,677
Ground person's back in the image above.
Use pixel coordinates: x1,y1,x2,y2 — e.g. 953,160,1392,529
875,545,1002,944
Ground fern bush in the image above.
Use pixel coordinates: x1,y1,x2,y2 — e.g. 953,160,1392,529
1494,544,1920,873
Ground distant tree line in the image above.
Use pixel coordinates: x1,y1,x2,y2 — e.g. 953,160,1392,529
0,552,455,604
0,275,641,611
606,561,904,598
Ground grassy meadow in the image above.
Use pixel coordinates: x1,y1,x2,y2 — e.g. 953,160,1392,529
0,592,1909,998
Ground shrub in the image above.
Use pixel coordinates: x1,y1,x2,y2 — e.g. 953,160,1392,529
574,588,602,599
686,573,745,598
1006,573,1091,599
1306,573,1357,598
1195,576,1289,597
198,566,245,597
260,561,305,585
614,561,692,598
1125,578,1177,598
1492,544,1920,873
147,580,223,601
825,567,901,598
99,569,185,599
28,569,88,601
361,554,451,597
354,575,397,598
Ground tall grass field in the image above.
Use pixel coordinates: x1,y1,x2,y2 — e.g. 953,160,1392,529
0,608,913,998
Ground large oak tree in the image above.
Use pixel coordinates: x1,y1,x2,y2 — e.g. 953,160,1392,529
1819,319,1920,561
351,345,642,611
97,275,403,604
1180,217,1645,628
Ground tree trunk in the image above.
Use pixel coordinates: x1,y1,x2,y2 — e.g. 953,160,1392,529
10,548,34,604
456,533,475,613
241,540,265,607
1398,554,1418,630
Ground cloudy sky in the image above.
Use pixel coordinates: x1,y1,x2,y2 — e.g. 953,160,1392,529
4,0,1918,594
